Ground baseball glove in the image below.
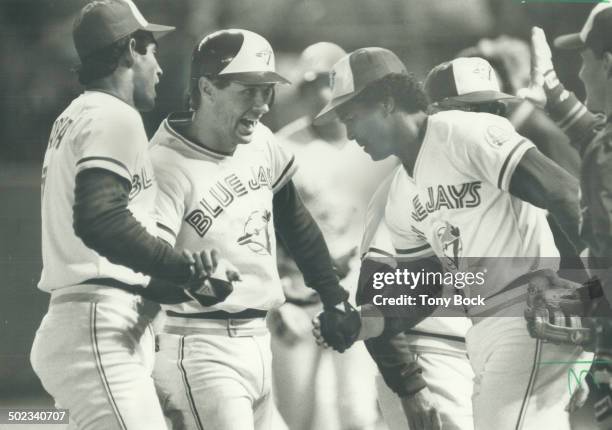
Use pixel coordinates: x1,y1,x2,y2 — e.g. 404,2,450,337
318,300,361,353
524,270,597,348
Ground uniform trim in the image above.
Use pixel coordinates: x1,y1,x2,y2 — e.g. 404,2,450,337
497,139,528,189
362,247,395,259
395,244,431,255
271,155,296,190
405,329,466,344
515,339,542,430
77,156,131,177
164,119,228,160
177,336,204,430
89,303,128,430
156,222,177,239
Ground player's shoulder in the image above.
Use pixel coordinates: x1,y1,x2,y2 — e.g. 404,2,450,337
431,110,510,129
83,91,142,126
275,116,315,144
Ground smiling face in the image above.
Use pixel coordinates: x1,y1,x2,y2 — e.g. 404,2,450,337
336,98,397,161
132,42,163,112
206,81,274,148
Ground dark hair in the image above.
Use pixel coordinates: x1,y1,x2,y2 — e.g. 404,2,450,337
77,30,156,85
353,73,428,114
187,75,232,110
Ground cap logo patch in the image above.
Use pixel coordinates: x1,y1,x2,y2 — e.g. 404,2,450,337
255,49,272,65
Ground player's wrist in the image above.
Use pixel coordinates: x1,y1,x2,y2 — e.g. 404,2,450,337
319,284,350,309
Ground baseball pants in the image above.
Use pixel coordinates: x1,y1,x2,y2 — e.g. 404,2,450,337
154,316,285,430
30,285,167,430
467,314,590,430
375,348,474,430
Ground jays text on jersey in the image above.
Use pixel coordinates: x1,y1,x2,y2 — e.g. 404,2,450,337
39,91,157,291
150,116,297,314
385,110,560,314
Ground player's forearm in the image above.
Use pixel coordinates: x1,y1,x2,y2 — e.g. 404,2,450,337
273,180,348,306
358,257,442,337
543,69,604,154
510,149,585,253
364,334,427,397
73,168,192,285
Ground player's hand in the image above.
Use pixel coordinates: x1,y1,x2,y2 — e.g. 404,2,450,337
400,387,442,430
531,27,554,75
566,374,589,413
311,300,361,352
519,26,553,108
184,251,241,307
269,303,312,345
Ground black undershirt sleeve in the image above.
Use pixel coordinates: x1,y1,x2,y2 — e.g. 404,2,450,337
272,180,348,307
73,168,192,285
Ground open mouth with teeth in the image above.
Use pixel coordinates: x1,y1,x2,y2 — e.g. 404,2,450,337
237,118,258,137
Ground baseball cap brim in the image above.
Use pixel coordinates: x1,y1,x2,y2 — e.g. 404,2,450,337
553,33,584,50
142,23,176,39
445,90,517,104
223,71,291,85
313,91,360,125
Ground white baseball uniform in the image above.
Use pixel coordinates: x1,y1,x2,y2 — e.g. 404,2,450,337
31,91,167,430
362,173,474,430
384,110,589,430
150,115,295,430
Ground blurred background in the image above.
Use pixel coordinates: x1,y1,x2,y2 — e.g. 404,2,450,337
0,0,599,428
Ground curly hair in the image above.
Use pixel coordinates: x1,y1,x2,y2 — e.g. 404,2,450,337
353,73,428,114
77,30,155,85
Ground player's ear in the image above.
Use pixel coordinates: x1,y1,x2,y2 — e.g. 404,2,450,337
381,96,396,116
603,51,612,79
198,77,215,102
122,38,137,68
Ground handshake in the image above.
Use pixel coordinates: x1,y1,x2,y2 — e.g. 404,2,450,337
311,300,362,353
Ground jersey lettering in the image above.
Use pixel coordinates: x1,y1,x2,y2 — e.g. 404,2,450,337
48,117,74,150
185,209,213,237
411,181,482,222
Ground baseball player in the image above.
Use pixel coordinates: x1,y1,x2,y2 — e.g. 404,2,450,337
358,173,474,430
313,48,590,429
527,7,612,426
149,29,354,430
270,42,389,430
29,2,224,429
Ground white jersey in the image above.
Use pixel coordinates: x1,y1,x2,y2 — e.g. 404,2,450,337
150,117,297,314
385,111,559,311
39,91,157,291
362,174,470,353
278,116,397,257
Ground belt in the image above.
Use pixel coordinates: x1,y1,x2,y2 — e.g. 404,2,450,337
50,284,161,319
166,309,268,320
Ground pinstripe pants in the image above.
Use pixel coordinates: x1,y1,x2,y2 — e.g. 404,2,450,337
30,287,167,430
467,315,590,430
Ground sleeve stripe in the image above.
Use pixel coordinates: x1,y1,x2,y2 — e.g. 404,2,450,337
497,139,528,189
395,244,431,255
156,222,177,239
558,103,587,130
271,155,296,189
77,156,131,176
361,247,396,260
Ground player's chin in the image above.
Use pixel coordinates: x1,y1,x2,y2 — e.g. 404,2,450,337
135,94,156,112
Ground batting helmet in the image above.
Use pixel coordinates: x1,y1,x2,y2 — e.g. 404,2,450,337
191,29,290,85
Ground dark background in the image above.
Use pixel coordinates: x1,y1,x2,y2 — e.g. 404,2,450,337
0,0,599,427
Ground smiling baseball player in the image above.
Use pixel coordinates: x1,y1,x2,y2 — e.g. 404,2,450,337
149,29,353,430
